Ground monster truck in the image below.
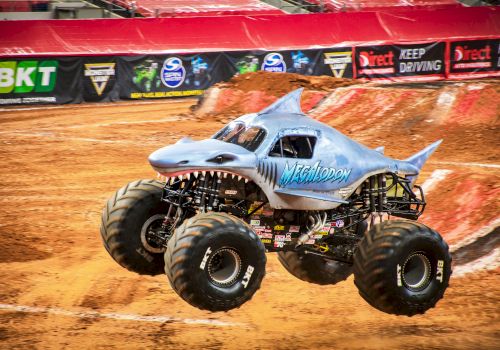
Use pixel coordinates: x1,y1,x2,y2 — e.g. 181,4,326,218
100,88,452,315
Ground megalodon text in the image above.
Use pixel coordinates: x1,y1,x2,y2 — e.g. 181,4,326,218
279,161,351,186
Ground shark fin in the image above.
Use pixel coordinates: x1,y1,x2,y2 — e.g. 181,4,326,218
405,140,442,185
405,139,442,171
176,137,194,144
258,88,304,115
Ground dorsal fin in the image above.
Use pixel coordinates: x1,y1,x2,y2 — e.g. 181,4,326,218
258,88,304,115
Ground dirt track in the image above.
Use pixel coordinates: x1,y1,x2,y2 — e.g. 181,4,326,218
0,78,499,349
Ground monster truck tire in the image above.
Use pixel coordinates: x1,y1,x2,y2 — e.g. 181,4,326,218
277,251,352,285
353,220,452,316
101,179,170,276
165,212,266,311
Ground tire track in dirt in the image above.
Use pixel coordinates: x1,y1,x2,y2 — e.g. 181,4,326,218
0,303,243,327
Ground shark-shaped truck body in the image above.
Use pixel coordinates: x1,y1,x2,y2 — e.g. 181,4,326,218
101,89,451,316
149,88,441,211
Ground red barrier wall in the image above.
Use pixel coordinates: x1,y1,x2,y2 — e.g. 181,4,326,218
0,6,498,57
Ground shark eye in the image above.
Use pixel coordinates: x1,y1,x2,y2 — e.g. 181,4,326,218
207,154,235,164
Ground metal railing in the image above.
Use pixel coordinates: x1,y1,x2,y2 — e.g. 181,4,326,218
85,0,140,17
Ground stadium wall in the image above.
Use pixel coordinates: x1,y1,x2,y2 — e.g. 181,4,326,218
0,6,498,105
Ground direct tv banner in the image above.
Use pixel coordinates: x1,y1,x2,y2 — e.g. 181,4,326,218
118,53,233,99
450,39,500,75
355,43,445,79
0,57,82,105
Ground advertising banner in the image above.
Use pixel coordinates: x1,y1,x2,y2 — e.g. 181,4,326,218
117,49,351,100
1,40,498,105
449,39,500,76
354,42,445,79
224,48,352,78
83,57,119,102
118,53,233,99
321,48,353,79
0,57,82,105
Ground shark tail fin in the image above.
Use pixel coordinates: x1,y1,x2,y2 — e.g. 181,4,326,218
405,139,442,171
405,140,442,185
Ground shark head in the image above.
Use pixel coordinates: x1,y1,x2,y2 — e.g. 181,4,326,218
148,134,259,180
149,88,311,187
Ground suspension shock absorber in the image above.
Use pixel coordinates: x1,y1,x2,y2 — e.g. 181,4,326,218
193,172,203,206
207,172,219,211
369,176,376,226
212,172,222,210
199,172,210,212
363,179,370,207
377,174,385,223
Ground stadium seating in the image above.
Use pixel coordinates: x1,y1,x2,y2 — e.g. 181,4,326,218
111,0,285,17
305,0,463,12
0,0,47,12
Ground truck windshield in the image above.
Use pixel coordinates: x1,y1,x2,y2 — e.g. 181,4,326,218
213,122,266,152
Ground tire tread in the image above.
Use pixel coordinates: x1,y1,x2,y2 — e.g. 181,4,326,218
353,220,452,316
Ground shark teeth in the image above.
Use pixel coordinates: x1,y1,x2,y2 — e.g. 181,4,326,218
159,170,252,183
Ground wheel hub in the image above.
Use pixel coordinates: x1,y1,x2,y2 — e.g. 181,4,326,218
402,252,431,291
140,214,172,253
207,248,242,287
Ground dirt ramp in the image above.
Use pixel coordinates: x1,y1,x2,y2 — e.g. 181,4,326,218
195,73,499,164
421,170,500,247
312,81,500,163
193,71,359,121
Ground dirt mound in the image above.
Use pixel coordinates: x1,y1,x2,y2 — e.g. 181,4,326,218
310,81,500,163
224,71,357,94
193,72,360,121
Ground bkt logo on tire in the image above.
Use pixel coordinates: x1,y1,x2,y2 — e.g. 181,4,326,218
261,53,286,73
161,57,186,88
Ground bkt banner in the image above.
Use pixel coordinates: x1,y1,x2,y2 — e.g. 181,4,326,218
0,58,82,105
354,43,445,79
